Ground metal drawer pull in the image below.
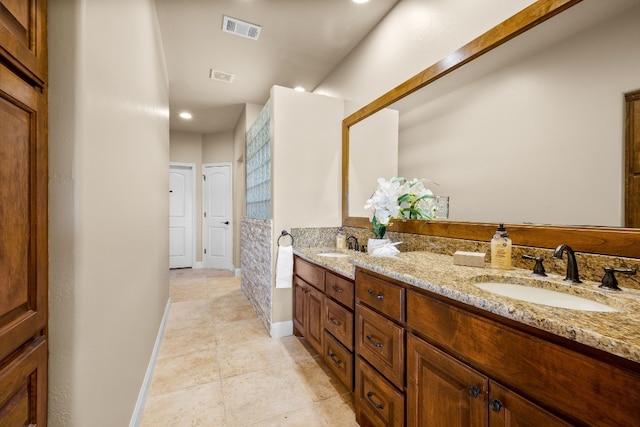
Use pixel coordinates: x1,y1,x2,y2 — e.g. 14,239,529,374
331,285,344,293
329,316,342,326
366,335,384,348
367,289,384,299
328,352,342,365
366,391,385,410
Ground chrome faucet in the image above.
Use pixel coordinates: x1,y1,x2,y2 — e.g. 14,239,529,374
552,244,581,283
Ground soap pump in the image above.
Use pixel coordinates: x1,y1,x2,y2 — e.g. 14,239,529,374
336,227,346,249
491,223,512,269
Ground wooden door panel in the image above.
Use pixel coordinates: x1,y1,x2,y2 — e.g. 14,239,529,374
488,381,571,427
0,337,47,426
0,62,46,363
0,0,47,83
292,276,306,336
625,91,640,227
407,333,488,427
305,286,324,354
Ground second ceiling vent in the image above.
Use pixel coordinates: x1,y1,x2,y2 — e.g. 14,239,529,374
222,16,262,41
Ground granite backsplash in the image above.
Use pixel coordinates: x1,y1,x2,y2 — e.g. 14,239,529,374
291,226,640,291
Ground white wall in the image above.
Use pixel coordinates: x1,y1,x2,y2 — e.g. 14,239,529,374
48,0,170,425
271,86,344,322
315,0,535,107
203,131,234,163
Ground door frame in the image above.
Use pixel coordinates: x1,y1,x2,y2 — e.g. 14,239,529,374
169,162,197,268
202,162,233,270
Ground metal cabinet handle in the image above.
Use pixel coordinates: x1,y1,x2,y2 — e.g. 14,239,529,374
489,399,503,412
366,392,385,410
467,386,481,398
328,352,342,366
366,334,384,348
331,285,344,293
329,316,342,327
367,289,384,299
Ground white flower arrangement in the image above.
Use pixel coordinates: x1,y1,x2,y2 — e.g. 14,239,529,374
364,177,437,238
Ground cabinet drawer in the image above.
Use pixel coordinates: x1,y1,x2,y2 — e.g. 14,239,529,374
355,356,404,427
294,257,325,291
356,303,404,389
323,330,354,391
356,271,404,321
324,297,354,350
326,272,354,309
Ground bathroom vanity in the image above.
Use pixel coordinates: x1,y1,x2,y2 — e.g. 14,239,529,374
293,249,640,426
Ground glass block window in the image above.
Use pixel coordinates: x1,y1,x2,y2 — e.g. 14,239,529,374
246,103,271,219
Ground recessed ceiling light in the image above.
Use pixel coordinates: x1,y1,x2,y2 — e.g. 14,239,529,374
352,0,370,4
294,86,306,92
179,112,192,120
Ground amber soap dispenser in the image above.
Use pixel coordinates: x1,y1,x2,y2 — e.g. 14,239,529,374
491,223,512,269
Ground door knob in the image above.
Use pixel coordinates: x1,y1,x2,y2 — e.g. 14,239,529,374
222,221,229,225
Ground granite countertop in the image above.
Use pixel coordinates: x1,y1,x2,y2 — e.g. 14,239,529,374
294,247,640,364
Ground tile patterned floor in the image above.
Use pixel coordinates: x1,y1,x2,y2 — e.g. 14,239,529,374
139,268,358,426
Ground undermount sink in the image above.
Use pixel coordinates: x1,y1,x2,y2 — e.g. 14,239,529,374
475,282,617,312
317,252,349,258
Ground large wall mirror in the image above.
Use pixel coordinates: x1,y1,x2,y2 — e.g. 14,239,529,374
343,0,640,258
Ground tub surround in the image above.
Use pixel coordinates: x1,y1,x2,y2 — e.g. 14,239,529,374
294,246,640,364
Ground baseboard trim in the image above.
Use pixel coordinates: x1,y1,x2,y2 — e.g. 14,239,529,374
270,320,293,338
193,261,204,269
234,268,241,277
129,298,172,427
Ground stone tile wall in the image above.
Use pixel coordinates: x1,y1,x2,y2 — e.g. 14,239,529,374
241,218,273,331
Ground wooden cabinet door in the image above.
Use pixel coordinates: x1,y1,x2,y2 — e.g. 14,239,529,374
0,337,47,425
305,286,324,354
0,62,47,361
0,48,48,427
292,276,307,336
488,381,571,427
407,333,488,427
0,0,47,83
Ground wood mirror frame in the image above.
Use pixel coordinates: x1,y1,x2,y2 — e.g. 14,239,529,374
342,0,640,259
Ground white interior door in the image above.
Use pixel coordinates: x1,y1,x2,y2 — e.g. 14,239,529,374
203,163,233,270
169,164,194,268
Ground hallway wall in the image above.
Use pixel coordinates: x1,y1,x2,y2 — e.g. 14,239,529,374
48,0,170,425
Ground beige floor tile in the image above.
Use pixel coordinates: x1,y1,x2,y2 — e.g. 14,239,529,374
140,381,227,427
293,355,349,402
213,317,270,345
247,405,324,427
218,335,290,378
315,393,359,427
148,348,219,396
157,324,216,359
221,363,314,426
278,335,319,362
141,269,357,425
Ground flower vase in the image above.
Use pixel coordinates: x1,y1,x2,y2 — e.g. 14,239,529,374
367,238,391,254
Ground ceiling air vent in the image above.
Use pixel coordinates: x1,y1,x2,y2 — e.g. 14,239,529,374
222,16,261,40
209,69,235,83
